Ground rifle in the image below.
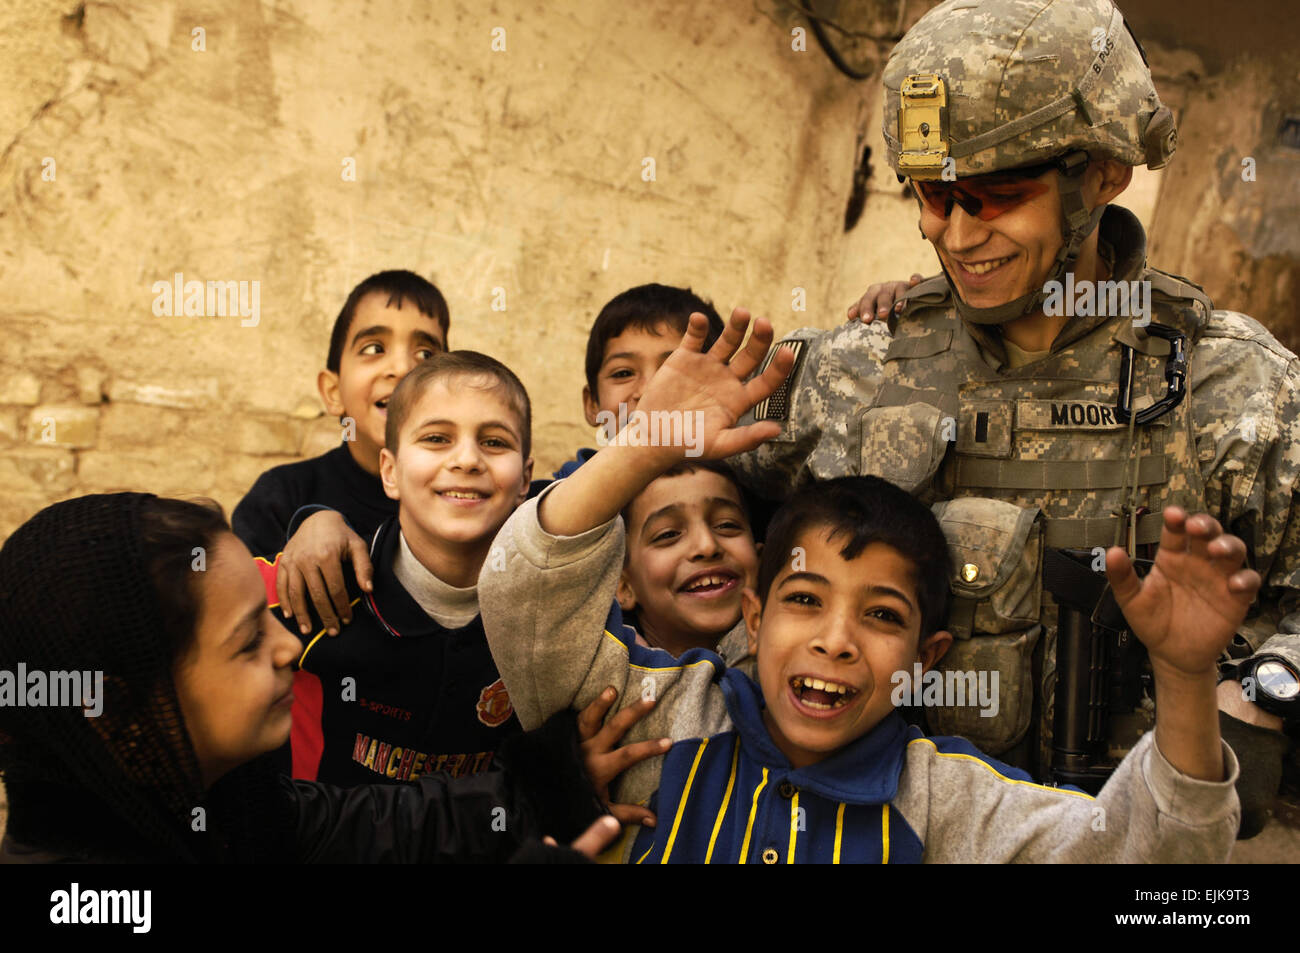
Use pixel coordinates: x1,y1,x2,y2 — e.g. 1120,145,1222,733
1042,547,1153,793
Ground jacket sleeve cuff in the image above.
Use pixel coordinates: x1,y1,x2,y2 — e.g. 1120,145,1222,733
287,504,349,542
508,483,623,571
1145,732,1241,825
495,707,607,844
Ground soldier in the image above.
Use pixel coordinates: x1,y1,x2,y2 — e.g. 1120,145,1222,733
732,0,1297,837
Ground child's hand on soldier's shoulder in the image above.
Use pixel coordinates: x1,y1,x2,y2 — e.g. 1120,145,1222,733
634,308,793,461
1104,508,1261,678
276,509,375,636
846,273,923,324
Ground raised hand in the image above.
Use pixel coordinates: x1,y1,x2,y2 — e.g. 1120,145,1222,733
1105,508,1261,679
537,308,793,539
631,308,795,461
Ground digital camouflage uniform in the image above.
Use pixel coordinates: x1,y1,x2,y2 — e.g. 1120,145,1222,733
733,0,1300,794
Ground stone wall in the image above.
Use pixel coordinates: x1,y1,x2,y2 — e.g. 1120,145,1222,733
1,0,1296,539
0,0,940,538
1145,52,1300,352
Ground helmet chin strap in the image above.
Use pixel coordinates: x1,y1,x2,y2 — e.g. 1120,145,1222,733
942,152,1105,327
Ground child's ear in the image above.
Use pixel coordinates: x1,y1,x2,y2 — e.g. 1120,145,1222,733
616,571,638,612
318,370,345,417
379,448,401,501
582,386,601,429
917,629,953,674
741,587,763,657
516,457,534,504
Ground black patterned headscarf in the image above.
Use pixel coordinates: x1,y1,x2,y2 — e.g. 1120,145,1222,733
0,493,291,862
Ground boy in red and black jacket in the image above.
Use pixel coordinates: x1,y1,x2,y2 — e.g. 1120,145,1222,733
256,350,533,788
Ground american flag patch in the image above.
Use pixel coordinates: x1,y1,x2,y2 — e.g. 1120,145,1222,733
752,339,806,422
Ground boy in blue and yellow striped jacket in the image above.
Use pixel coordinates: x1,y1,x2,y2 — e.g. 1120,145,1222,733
480,310,1243,863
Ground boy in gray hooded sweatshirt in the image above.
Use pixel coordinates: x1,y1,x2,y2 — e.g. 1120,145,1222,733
481,309,1243,863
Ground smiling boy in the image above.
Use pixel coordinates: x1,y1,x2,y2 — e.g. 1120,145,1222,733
233,270,449,567
745,497,951,769
482,312,1243,862
613,460,757,659
264,351,534,787
556,284,725,478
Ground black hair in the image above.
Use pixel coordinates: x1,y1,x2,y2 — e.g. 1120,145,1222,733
584,284,724,398
326,270,450,373
757,477,951,639
621,458,748,535
138,497,234,665
384,350,532,460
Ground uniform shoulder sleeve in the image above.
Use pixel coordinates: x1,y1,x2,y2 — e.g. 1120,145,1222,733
1193,311,1300,656
729,322,892,499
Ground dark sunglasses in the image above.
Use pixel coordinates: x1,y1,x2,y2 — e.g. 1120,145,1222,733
912,160,1057,221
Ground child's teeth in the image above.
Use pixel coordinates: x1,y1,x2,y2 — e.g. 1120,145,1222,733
796,676,853,697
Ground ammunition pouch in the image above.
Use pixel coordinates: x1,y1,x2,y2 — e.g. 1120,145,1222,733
926,498,1043,753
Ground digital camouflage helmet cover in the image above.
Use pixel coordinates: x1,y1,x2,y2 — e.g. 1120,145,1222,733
881,0,1178,324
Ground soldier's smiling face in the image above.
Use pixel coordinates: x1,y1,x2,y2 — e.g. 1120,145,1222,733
917,167,1064,310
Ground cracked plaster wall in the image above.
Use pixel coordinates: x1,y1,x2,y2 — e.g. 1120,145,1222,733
0,0,945,536
0,0,1295,542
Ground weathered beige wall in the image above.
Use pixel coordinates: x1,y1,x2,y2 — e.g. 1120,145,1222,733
1147,52,1300,352
0,0,942,537
2,0,1297,546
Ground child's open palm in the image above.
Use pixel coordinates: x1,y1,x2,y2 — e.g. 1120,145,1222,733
634,308,794,460
1105,508,1261,678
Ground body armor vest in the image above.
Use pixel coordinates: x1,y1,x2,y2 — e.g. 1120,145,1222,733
870,268,1215,776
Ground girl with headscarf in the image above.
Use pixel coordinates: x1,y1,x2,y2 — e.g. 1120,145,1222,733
0,493,631,862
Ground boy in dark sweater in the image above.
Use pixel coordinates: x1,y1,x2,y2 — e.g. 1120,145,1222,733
557,284,726,479
232,270,449,590
255,351,536,788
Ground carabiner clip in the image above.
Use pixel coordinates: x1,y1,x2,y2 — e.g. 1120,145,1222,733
1115,323,1187,425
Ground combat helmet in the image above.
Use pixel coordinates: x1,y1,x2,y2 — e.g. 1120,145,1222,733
881,0,1177,325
